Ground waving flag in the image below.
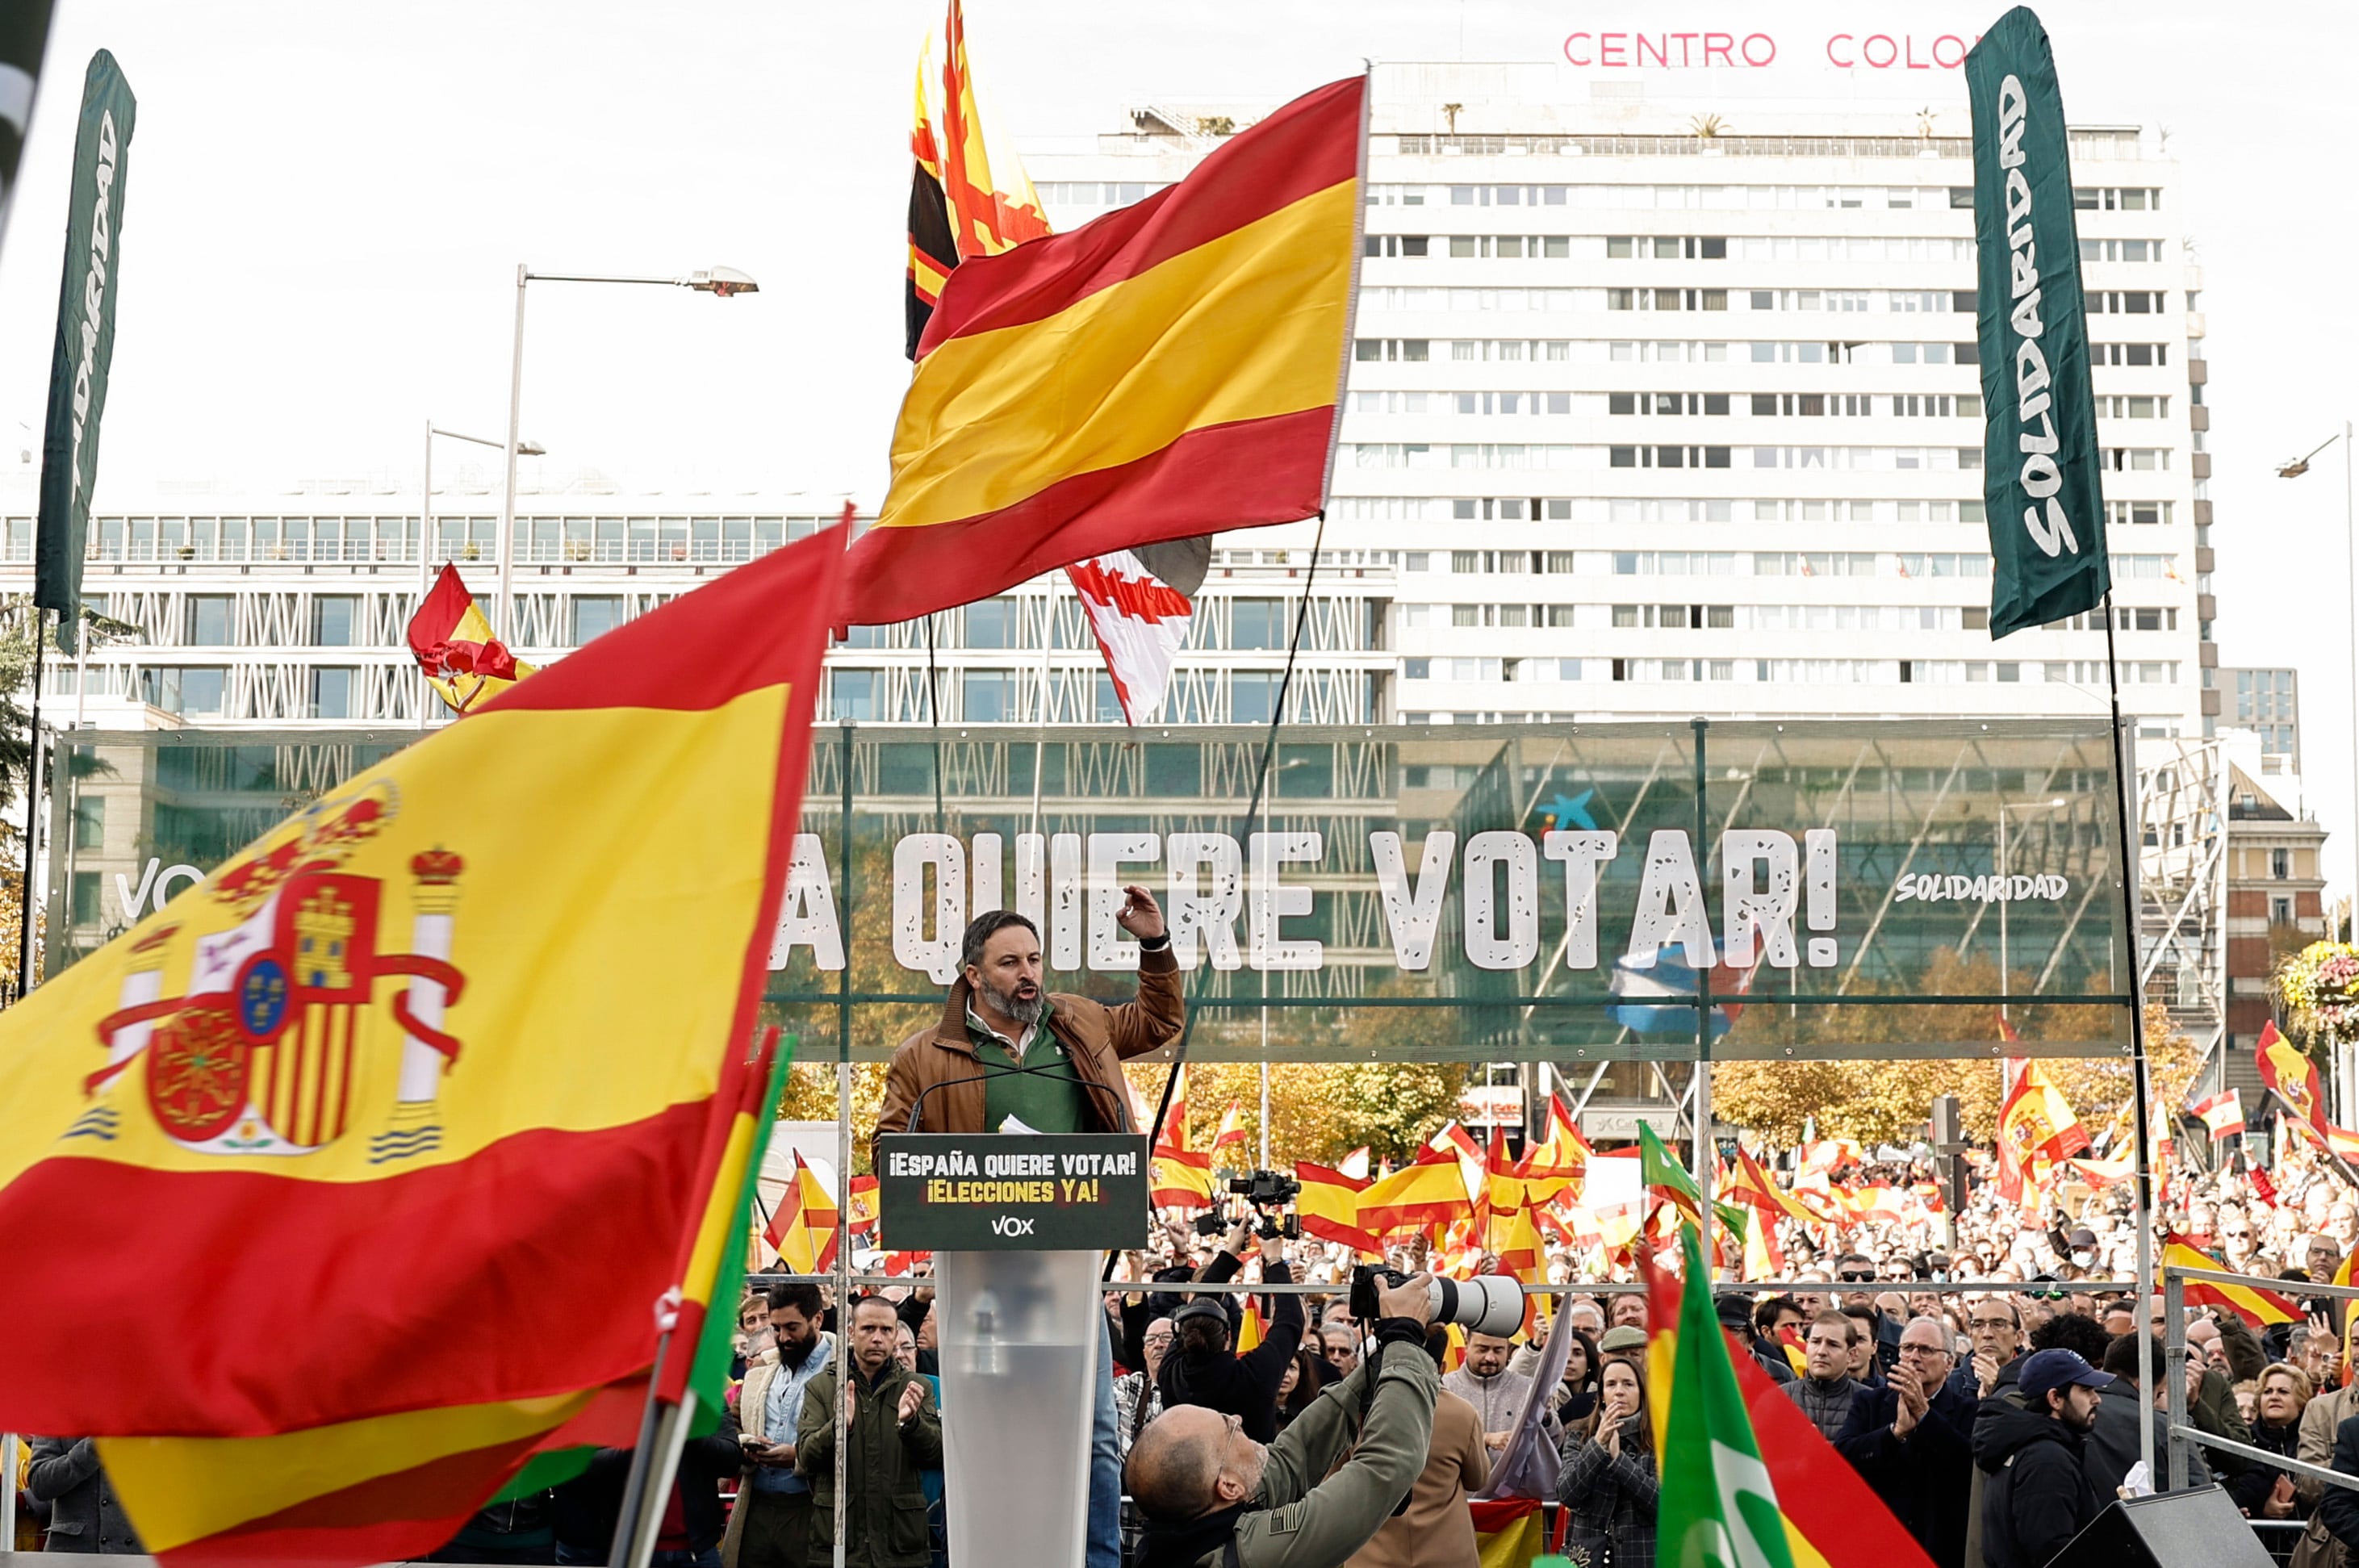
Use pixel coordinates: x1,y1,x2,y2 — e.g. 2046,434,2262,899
2164,1233,2297,1327
1516,1093,1591,1186
2190,1089,2246,1143
1995,1058,2088,1202
846,1173,880,1237
408,562,537,714
1641,1229,1938,1568
1068,549,1195,723
2259,1020,2330,1139
1358,1148,1473,1236
1295,1160,1376,1255
1658,1223,1796,1568
764,1150,841,1275
1211,1101,1249,1157
0,525,844,1566
850,74,1364,625
905,0,1048,356
1150,1064,1213,1209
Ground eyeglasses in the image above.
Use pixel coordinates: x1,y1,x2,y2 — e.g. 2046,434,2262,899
1838,1271,1876,1282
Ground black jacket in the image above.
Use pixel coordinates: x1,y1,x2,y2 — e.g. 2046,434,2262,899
2229,1415,2300,1516
1837,1378,1975,1568
1975,1403,2101,1568
2323,1411,2359,1549
1156,1253,1306,1443
550,1435,744,1558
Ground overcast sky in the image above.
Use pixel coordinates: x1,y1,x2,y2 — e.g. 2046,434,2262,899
2,0,2355,884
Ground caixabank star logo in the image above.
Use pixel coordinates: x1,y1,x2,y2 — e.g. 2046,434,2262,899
76,782,471,1165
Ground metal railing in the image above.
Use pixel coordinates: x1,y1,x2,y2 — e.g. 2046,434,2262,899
2161,1260,2359,1498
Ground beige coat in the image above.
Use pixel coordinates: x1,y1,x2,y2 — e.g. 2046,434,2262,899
1343,1388,1491,1568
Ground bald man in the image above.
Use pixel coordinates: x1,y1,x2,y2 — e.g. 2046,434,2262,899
1126,1272,1439,1568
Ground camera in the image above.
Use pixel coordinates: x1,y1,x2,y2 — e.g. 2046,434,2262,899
1228,1169,1300,1207
1348,1264,1525,1339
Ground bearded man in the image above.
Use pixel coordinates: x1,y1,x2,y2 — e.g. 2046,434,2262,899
872,898,1185,1568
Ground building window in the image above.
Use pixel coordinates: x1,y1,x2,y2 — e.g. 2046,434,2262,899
71,793,103,851
569,596,625,645
1232,672,1282,723
2272,848,2292,880
314,596,360,647
960,670,1018,721
311,667,357,721
830,669,881,721
71,871,101,927
186,595,233,646
2272,896,2295,924
1231,600,1286,650
1092,673,1124,722
141,667,227,717
966,597,1022,649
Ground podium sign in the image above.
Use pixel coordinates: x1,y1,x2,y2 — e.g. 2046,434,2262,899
875,1133,1148,1251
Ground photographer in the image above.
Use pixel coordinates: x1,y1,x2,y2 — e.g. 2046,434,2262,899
1161,1219,1307,1442
1127,1271,1441,1568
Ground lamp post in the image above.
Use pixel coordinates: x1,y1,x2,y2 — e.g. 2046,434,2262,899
1997,797,2068,1017
420,422,544,729
2280,420,2357,1114
496,265,758,640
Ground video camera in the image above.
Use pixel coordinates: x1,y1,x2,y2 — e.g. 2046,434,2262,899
1188,1169,1303,1240
1349,1263,1525,1339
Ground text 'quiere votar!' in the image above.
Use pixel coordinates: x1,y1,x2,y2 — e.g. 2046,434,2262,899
768,826,1855,980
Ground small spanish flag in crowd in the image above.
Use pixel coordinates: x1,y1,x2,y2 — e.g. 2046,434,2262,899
765,1149,843,1276
2190,1088,2246,1143
406,562,536,714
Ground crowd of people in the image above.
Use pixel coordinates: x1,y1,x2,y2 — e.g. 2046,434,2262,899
22,900,2359,1567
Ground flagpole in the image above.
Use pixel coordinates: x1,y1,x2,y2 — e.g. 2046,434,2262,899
833,716,854,1568
15,607,48,1000
604,1328,676,1568
2102,591,2160,1481
922,613,943,830
1690,717,1714,1273
1031,571,1056,835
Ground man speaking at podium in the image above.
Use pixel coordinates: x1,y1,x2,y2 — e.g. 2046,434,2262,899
875,893,1186,1568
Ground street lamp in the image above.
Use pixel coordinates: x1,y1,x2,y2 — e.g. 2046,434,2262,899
2280,421,2356,1116
420,422,545,729
1997,797,2069,1016
497,263,759,638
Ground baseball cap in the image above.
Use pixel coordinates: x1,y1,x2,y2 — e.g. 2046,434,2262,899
1714,1294,1756,1332
2018,1348,2109,1404
1599,1325,1649,1354
2068,1227,2098,1248
1172,1297,1228,1325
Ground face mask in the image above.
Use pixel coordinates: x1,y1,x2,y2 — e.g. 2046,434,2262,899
2072,1251,2093,1268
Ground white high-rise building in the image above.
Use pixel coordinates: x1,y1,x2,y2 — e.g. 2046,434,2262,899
0,63,2211,741
1031,61,2213,735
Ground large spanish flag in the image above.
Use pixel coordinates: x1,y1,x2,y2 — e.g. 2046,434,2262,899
2163,1233,2298,1327
2259,1019,2330,1139
0,529,845,1560
846,73,1365,625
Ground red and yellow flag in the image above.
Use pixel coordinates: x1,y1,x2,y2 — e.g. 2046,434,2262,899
905,0,1050,358
1995,1060,2088,1202
1295,1160,1376,1254
405,562,537,714
847,1172,881,1237
2164,1233,2298,1327
1358,1148,1474,1236
1211,1101,1249,1156
2260,1020,2331,1139
764,1150,842,1275
1469,1498,1545,1568
2190,1089,2247,1143
0,527,846,1564
1150,1064,1213,1208
849,74,1364,625
1516,1092,1591,1185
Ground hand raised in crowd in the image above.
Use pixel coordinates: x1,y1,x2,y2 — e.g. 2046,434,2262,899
1258,1230,1286,1266
2183,1351,2205,1405
1888,1361,1929,1439
1973,1349,2002,1396
897,1380,927,1424
1225,1220,1257,1257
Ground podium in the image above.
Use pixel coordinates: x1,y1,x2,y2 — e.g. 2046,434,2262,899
876,1133,1148,1567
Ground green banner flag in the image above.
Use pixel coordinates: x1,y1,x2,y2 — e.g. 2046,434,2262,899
1658,1223,1796,1568
1966,7,2110,639
35,49,135,657
1637,1122,1750,1242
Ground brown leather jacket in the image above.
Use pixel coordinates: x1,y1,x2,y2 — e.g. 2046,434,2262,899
872,945,1184,1162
